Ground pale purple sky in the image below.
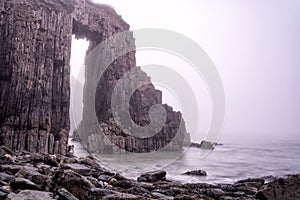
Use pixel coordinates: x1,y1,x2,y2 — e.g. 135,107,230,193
71,0,300,141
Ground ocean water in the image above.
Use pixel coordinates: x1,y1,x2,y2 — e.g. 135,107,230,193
166,137,300,184
69,135,300,184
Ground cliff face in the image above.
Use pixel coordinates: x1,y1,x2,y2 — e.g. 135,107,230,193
0,0,74,154
0,0,189,154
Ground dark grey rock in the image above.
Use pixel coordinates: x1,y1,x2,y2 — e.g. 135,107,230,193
0,165,24,175
57,188,79,200
199,140,215,150
256,174,300,200
98,175,113,183
127,186,151,197
114,179,133,189
89,188,120,197
151,192,173,200
29,153,45,163
44,155,59,167
36,164,54,176
136,182,155,191
183,170,207,176
9,177,41,191
0,172,15,183
85,176,99,188
237,178,264,185
208,188,226,199
0,187,10,194
0,191,8,199
53,170,94,199
15,166,47,188
62,163,93,176
0,187,10,199
78,157,100,168
6,190,55,200
138,170,167,183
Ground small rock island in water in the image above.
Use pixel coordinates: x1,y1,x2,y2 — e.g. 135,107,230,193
0,0,299,199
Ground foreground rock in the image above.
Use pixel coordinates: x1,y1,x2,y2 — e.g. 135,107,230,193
0,146,299,200
57,188,79,200
137,170,167,183
10,177,41,191
6,190,55,200
256,174,300,200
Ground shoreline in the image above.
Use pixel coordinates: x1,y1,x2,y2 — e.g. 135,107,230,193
1,146,299,200
69,139,299,185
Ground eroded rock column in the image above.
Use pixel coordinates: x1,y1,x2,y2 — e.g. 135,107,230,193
0,0,73,154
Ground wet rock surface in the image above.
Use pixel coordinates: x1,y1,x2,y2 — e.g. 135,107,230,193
137,170,167,183
0,146,299,200
255,174,300,200
183,170,207,176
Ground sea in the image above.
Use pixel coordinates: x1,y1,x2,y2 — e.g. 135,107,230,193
69,134,300,184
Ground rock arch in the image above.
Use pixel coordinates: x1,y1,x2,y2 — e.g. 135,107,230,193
0,0,189,155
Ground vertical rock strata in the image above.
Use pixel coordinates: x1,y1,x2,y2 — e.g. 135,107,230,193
0,0,189,154
0,0,74,154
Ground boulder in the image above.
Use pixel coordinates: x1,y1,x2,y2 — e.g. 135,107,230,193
98,175,113,183
57,188,79,200
36,164,55,176
137,170,167,183
9,177,41,191
15,166,48,188
189,143,202,148
126,186,151,197
199,140,215,150
29,153,45,163
0,172,15,183
0,191,8,199
78,157,100,168
44,155,59,167
53,170,94,199
256,174,300,200
108,178,118,186
0,165,24,175
183,170,207,176
0,187,10,199
114,179,133,189
206,188,226,199
6,190,55,200
62,163,93,176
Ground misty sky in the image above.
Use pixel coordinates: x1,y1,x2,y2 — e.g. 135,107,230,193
71,0,300,142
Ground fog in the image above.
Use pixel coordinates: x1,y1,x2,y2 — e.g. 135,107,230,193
71,0,300,142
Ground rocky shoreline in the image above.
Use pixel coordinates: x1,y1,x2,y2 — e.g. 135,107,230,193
0,146,299,200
